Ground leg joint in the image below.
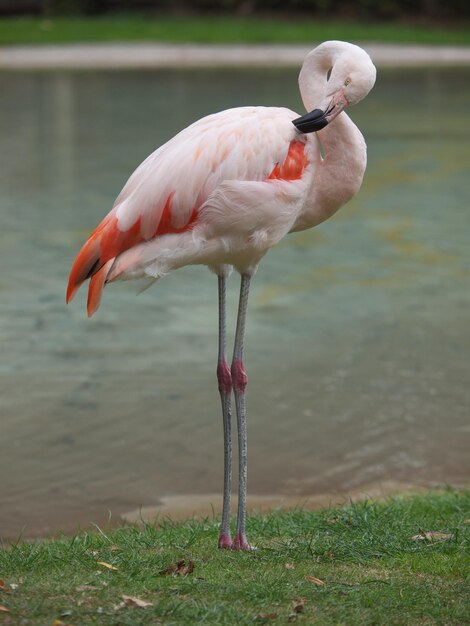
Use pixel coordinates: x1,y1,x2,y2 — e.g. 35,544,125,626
231,358,247,393
217,360,232,394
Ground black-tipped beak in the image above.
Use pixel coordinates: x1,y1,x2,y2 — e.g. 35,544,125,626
292,108,328,133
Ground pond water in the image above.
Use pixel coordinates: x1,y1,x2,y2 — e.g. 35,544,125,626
0,66,469,539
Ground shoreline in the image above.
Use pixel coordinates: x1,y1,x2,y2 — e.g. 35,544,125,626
1,481,466,543
121,480,433,525
1,42,470,70
1,481,466,542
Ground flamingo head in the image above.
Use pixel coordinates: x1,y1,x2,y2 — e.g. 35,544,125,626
293,41,376,133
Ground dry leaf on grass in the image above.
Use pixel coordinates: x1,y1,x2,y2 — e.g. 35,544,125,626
0,605,11,613
114,595,154,610
284,562,295,570
411,530,454,542
160,559,195,576
122,595,153,608
305,575,325,586
291,598,306,613
96,561,119,571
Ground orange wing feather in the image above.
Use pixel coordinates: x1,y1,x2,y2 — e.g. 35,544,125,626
67,137,308,316
267,141,307,181
66,193,200,315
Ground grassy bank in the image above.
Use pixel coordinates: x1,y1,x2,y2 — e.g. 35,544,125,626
0,490,468,625
0,16,469,46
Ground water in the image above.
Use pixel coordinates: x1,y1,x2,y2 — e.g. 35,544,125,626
0,66,469,539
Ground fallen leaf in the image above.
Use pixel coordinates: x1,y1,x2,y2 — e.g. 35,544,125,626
96,561,119,571
9,584,18,591
254,613,277,621
324,551,334,558
411,530,454,542
0,580,9,592
285,562,295,570
292,597,306,613
0,605,11,613
122,595,153,608
305,575,325,586
114,595,154,611
160,559,194,576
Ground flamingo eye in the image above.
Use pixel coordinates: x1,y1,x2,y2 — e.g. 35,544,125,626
344,77,351,86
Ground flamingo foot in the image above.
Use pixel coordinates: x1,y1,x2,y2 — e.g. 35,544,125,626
233,531,256,551
218,533,233,549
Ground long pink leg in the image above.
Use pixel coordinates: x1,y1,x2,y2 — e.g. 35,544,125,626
231,274,252,550
217,276,233,549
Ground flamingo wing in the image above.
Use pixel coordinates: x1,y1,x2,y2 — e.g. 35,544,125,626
67,106,309,315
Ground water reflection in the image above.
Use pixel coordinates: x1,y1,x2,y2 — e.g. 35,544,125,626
0,67,469,539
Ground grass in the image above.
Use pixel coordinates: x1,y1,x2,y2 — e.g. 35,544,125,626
0,15,469,46
0,490,469,625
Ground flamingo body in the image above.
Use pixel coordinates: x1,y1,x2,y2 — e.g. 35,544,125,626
67,107,313,315
67,41,377,549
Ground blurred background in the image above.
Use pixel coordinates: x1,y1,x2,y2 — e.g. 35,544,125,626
0,0,469,21
0,2,469,540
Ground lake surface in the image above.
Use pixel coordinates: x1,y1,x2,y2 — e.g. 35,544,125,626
0,66,469,539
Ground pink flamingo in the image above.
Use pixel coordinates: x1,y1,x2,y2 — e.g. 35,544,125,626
67,41,376,550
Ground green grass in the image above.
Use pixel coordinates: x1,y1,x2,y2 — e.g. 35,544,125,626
0,490,469,625
0,16,469,46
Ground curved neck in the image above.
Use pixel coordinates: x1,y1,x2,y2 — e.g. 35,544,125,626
298,42,343,111
292,113,367,232
298,40,376,113
292,41,375,233
315,113,367,217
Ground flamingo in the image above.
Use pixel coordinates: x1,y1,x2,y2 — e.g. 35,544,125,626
67,41,376,550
